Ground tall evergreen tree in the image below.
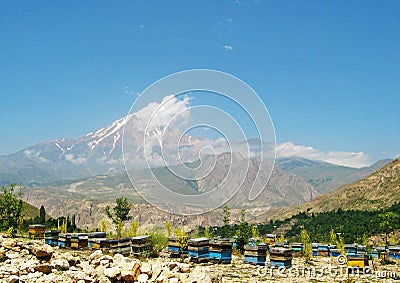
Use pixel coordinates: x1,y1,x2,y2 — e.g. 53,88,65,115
39,205,46,225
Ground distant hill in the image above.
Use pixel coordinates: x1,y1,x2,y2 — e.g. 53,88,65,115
255,157,400,222
275,157,392,194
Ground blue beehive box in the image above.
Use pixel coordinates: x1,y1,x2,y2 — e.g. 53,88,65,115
188,238,209,262
244,243,267,266
269,247,293,268
209,239,232,263
345,244,357,256
389,246,400,259
44,230,60,246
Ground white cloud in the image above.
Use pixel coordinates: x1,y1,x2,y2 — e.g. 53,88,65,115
65,154,87,165
223,45,233,51
275,142,371,168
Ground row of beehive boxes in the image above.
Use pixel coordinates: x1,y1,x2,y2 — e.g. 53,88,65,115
42,229,149,256
168,237,233,263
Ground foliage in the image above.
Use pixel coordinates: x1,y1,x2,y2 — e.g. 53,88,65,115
235,210,252,252
204,226,213,239
256,202,400,243
221,205,231,238
39,205,46,225
147,230,168,257
251,225,259,239
379,212,399,248
329,229,337,245
0,183,24,236
106,197,132,238
125,220,139,237
175,227,188,251
165,221,172,236
99,218,109,234
300,228,312,264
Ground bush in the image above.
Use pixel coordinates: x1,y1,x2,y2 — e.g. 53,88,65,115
147,231,168,257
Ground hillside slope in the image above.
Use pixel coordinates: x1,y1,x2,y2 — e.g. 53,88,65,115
255,157,400,222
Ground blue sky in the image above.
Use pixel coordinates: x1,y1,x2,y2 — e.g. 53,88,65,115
0,0,399,165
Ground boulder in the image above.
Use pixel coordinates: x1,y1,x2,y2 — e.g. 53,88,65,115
7,275,19,283
104,267,120,280
51,258,70,270
34,263,52,274
31,244,53,260
137,273,149,283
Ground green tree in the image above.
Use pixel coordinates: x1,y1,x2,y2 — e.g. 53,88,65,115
0,183,24,237
106,197,132,237
175,227,188,258
221,205,231,238
99,218,109,234
379,212,399,249
300,228,312,264
39,205,46,225
147,230,168,257
235,209,252,252
126,219,139,237
223,205,230,226
329,229,337,245
165,221,173,237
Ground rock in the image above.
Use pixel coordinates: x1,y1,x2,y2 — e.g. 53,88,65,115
169,278,179,283
140,262,153,276
34,263,53,274
61,252,79,266
168,262,178,271
2,239,16,249
31,244,53,260
120,261,141,283
7,275,19,283
89,250,103,261
156,275,166,282
187,266,212,283
179,263,190,273
5,251,20,259
137,273,149,283
51,258,70,270
104,267,120,280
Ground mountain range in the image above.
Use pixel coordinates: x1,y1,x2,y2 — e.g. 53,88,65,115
0,112,395,229
255,157,400,222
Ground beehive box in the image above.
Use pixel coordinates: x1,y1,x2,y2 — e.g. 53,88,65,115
58,233,71,248
347,253,368,268
389,246,400,259
44,230,60,246
29,224,45,239
88,232,107,248
188,238,209,262
131,236,149,257
317,244,329,256
109,238,131,256
244,244,267,266
209,239,232,263
70,233,88,249
345,244,357,256
269,247,293,268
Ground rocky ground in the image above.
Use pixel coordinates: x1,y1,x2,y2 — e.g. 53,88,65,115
1,236,399,283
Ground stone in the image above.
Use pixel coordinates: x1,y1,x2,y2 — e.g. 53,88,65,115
169,278,179,283
140,262,153,276
89,250,103,261
168,262,178,271
5,252,20,259
179,263,190,273
31,244,53,260
7,275,19,283
187,266,212,283
34,263,53,274
104,267,120,280
137,273,149,283
51,258,70,270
